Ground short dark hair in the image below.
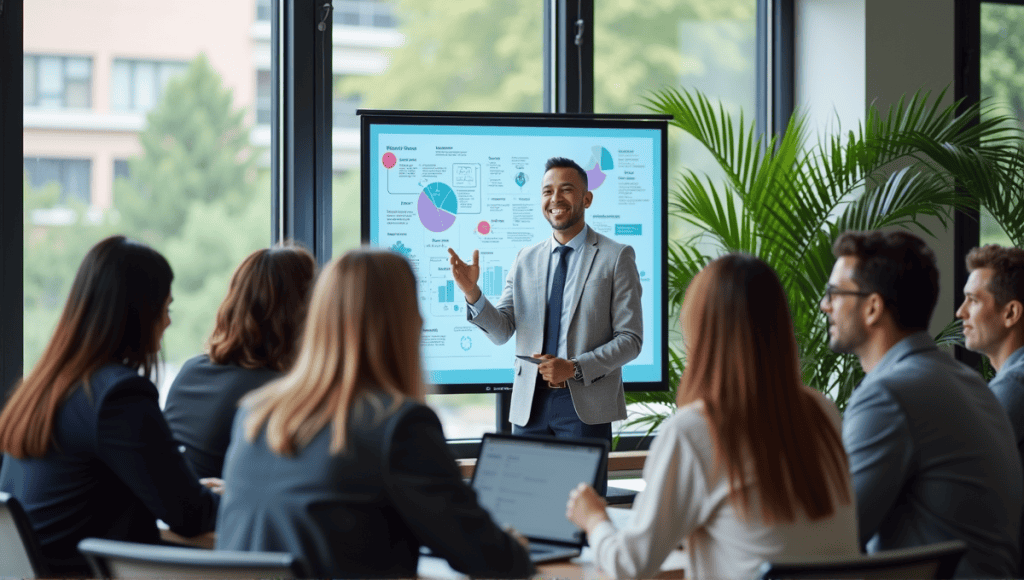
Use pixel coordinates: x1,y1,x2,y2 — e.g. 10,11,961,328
833,230,939,331
966,244,1024,307
544,157,588,189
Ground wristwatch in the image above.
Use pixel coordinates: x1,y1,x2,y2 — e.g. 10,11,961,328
570,357,583,381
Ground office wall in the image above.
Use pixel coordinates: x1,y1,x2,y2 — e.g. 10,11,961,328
794,0,958,339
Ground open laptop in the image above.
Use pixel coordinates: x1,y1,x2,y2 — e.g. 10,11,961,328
470,433,609,564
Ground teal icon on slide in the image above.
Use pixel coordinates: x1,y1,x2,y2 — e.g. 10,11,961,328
461,336,472,351
515,171,527,188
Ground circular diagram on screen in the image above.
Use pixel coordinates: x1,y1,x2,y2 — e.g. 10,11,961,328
418,182,458,232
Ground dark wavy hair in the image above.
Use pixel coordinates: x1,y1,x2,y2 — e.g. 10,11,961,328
207,242,316,372
0,235,172,458
545,156,588,188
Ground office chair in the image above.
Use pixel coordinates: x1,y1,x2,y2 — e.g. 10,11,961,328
78,537,306,579
0,491,49,578
758,539,967,579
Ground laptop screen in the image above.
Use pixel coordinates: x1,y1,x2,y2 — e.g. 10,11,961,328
472,434,606,545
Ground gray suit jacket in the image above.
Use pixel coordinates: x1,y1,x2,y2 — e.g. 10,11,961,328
842,332,1022,578
469,227,642,426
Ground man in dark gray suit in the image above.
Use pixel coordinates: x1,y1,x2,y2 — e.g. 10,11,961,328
821,230,1022,578
448,157,643,444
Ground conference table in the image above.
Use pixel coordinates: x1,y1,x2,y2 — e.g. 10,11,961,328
160,506,687,579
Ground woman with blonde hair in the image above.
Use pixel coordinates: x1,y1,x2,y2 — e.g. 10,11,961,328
163,242,316,478
0,236,219,577
216,248,532,578
566,253,859,579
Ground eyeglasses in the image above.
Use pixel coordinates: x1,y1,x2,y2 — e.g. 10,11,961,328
822,284,873,305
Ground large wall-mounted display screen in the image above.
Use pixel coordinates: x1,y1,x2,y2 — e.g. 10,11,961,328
360,112,668,394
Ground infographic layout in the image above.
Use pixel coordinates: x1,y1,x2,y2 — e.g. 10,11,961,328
368,124,663,388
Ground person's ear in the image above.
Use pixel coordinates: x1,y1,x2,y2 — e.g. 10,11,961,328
864,293,885,327
583,190,593,209
1003,300,1024,328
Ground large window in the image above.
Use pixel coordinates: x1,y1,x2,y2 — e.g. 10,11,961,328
23,0,271,403
24,55,92,109
980,2,1024,246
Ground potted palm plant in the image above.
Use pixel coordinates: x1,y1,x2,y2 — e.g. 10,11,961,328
622,88,1019,438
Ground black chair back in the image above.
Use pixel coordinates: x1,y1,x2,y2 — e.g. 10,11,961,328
78,537,305,579
759,540,968,579
0,491,48,578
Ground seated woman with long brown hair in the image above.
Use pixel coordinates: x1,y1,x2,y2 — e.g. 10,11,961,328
0,236,219,577
216,248,533,578
163,243,316,478
566,253,859,579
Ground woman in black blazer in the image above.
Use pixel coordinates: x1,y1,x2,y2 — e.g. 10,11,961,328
163,243,316,478
0,236,219,577
216,248,534,578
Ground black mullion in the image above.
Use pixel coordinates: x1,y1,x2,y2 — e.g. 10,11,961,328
1,0,25,401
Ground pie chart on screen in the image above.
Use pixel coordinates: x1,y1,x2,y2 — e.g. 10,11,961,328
418,182,458,232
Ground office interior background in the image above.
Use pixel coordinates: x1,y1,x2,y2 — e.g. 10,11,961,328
1,0,1022,446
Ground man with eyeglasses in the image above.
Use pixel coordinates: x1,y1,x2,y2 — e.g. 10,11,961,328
820,230,1022,579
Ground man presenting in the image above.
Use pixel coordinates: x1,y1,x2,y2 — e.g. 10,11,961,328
448,157,642,444
821,230,1021,578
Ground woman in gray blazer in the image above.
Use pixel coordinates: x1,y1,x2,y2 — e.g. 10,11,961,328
216,248,533,579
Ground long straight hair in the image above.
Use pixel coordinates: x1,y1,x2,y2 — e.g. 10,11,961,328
677,253,851,523
0,236,173,458
207,243,316,372
243,248,425,455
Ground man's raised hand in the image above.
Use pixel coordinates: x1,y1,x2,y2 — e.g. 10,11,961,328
448,248,482,303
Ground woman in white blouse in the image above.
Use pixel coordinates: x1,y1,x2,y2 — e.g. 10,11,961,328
566,253,860,579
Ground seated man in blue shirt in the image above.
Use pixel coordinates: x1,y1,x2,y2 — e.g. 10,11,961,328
956,243,1024,571
821,230,1022,578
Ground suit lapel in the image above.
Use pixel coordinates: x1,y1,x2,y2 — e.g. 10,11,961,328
566,228,598,329
530,242,552,352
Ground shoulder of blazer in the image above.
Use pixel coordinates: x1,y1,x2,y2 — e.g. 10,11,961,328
86,364,157,407
588,227,627,252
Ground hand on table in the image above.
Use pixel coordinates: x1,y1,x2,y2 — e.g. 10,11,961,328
533,354,574,387
448,248,481,303
199,477,224,496
566,482,610,534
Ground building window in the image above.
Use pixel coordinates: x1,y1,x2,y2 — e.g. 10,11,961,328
333,75,362,129
334,0,396,28
24,158,92,205
113,159,131,182
256,70,272,125
256,0,272,22
23,55,92,109
111,59,187,112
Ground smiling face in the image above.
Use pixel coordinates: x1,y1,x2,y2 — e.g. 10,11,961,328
820,256,870,355
541,166,592,240
957,267,1008,356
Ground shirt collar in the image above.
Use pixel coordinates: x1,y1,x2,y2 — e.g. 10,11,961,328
999,345,1024,374
866,330,936,379
550,224,589,254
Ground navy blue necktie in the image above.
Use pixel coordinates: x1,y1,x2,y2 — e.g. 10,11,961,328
544,245,573,356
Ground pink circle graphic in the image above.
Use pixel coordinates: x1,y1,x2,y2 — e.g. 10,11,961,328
477,221,491,235
382,152,397,169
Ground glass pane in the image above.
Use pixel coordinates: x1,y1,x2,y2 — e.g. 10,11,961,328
133,61,157,111
24,2,272,408
980,2,1024,247
333,2,543,438
23,56,38,106
37,56,64,108
595,1,758,436
110,60,132,110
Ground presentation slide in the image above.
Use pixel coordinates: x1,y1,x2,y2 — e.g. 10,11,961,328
363,115,666,393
